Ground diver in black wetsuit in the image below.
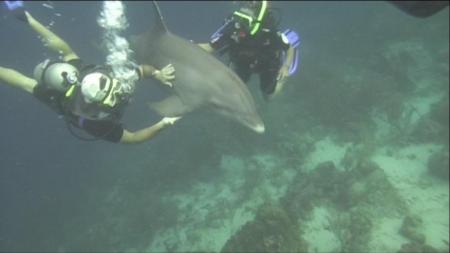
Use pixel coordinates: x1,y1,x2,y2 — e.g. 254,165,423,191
198,1,300,100
0,9,180,144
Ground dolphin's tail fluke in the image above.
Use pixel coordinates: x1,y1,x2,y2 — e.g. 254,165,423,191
152,1,168,33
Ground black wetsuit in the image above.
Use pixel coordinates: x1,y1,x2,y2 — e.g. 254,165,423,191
209,11,289,96
32,59,128,143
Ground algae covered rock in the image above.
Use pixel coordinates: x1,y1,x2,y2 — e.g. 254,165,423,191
397,242,440,253
412,96,449,144
427,149,449,180
399,215,426,245
338,209,373,253
220,202,307,253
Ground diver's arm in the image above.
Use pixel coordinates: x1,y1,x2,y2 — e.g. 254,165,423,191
139,64,175,87
120,117,180,144
24,11,79,62
271,46,295,99
198,15,234,53
0,66,37,93
278,45,295,79
138,64,158,78
197,43,215,53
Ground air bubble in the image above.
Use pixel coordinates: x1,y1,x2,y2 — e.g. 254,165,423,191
42,3,54,9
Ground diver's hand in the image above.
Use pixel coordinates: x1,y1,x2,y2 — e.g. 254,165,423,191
153,63,175,88
161,116,181,126
272,65,290,98
276,65,289,84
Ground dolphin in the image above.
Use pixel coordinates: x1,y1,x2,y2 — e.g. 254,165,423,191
130,1,265,133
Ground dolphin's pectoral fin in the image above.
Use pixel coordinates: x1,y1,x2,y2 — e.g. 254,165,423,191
149,95,190,117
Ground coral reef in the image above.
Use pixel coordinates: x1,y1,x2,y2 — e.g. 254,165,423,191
396,215,447,253
280,143,407,252
397,242,441,253
280,161,338,221
399,215,426,244
411,95,449,143
331,209,373,253
220,202,307,253
427,148,449,180
412,96,450,145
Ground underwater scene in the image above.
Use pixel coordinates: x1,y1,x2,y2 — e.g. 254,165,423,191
0,1,448,252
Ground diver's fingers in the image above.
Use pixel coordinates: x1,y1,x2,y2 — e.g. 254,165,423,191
165,67,175,74
277,68,287,81
162,67,175,75
164,81,173,88
276,72,283,81
172,116,182,122
163,116,181,125
163,64,174,71
163,70,175,76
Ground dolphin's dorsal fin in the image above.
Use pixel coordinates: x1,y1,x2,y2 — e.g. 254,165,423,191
152,1,168,34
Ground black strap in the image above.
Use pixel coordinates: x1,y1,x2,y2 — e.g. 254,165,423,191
65,119,100,142
64,116,120,142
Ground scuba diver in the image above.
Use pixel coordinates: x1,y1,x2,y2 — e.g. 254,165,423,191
0,8,180,144
198,0,300,100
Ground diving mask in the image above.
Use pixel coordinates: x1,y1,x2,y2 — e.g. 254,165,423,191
81,72,122,107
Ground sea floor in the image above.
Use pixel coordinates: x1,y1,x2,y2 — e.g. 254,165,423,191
141,136,448,252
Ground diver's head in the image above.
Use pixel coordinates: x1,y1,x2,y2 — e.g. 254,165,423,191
238,1,271,14
234,0,270,35
81,72,122,107
33,60,79,92
243,1,261,10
